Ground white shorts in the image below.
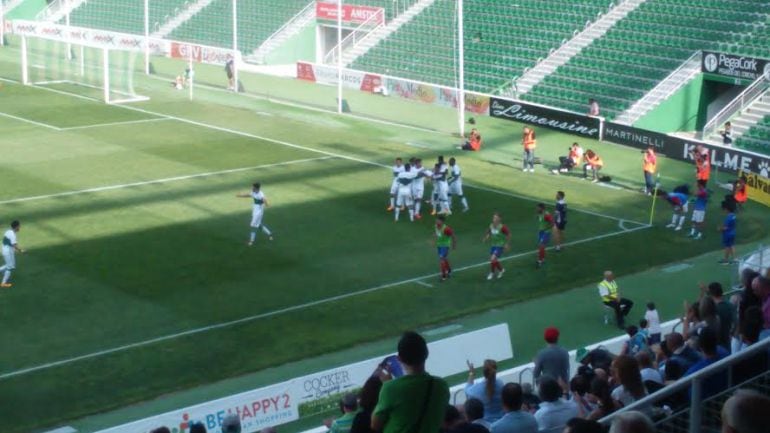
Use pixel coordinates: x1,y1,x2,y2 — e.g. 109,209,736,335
437,182,449,200
2,250,15,270
396,189,413,207
691,209,705,223
250,210,264,228
449,180,463,196
676,202,689,213
412,185,424,200
389,179,399,195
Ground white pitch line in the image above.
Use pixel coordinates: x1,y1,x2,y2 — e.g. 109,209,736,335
0,224,650,380
415,280,434,288
59,117,171,131
0,157,333,205
0,111,62,131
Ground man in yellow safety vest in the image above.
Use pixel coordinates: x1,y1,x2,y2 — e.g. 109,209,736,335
598,270,634,329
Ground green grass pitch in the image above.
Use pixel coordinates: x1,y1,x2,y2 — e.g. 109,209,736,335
0,44,768,433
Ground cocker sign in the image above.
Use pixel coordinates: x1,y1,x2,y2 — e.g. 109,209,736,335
93,383,297,433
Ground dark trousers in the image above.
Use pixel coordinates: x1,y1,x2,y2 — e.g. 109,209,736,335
558,156,575,170
604,298,633,328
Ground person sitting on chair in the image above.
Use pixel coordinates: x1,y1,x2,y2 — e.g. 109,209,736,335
583,150,603,183
458,128,482,151
598,270,634,329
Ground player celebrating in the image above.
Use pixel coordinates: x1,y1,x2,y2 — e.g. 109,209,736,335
236,182,274,245
483,213,510,280
554,191,567,251
411,159,430,219
0,220,24,288
387,157,404,211
448,157,469,213
688,180,708,239
536,203,554,268
431,159,450,215
395,163,417,222
665,185,689,231
434,215,457,281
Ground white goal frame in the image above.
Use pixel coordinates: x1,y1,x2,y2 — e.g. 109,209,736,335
20,35,150,105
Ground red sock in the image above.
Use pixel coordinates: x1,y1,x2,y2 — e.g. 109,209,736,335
538,246,545,261
496,260,503,271
490,262,496,272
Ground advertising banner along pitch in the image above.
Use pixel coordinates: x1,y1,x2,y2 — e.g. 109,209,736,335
489,97,601,139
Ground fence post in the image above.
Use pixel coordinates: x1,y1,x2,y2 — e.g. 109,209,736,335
689,378,702,433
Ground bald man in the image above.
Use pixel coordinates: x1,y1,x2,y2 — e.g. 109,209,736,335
598,271,634,329
722,389,770,433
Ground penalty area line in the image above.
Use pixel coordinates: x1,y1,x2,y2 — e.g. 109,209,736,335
0,110,62,131
58,117,172,131
0,224,650,381
0,156,334,205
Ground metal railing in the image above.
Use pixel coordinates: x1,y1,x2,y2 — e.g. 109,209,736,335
599,337,770,433
702,74,770,140
256,0,315,53
323,8,385,65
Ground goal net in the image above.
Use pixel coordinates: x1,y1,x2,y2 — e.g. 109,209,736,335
20,35,149,104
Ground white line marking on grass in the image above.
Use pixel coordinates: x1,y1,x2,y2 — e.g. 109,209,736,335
2,77,645,225
618,220,627,231
415,280,434,288
0,111,61,130
59,117,171,131
0,157,333,205
0,224,650,380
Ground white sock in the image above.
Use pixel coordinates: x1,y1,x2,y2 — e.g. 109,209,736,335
670,214,677,225
415,201,421,215
442,200,449,212
395,207,400,221
261,225,272,236
250,231,257,242
461,197,468,209
690,227,696,235
678,215,685,228
409,208,414,221
389,196,394,207
2,270,10,284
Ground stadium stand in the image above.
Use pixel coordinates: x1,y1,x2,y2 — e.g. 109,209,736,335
736,116,770,153
68,0,190,35
524,0,770,120
169,0,311,55
351,0,612,93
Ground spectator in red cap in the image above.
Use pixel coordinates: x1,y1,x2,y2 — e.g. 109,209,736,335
533,327,570,386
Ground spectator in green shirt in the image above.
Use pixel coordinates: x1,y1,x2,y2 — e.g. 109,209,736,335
372,331,450,433
326,394,359,433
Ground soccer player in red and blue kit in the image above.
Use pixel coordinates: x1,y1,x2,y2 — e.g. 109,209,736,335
536,203,554,268
434,215,457,281
483,213,511,280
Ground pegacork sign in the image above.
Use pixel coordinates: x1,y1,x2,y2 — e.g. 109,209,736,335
702,51,770,81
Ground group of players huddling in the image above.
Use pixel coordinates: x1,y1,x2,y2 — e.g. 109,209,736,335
384,155,568,281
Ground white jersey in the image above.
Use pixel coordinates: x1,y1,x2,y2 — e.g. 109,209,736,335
448,164,463,195
250,191,267,228
412,167,429,197
2,229,16,253
390,164,405,194
396,170,417,206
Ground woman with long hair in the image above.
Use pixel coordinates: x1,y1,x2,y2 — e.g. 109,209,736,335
464,359,504,422
610,355,647,409
583,377,615,420
350,376,383,433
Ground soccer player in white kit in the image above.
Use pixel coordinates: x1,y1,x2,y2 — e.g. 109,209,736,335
433,156,450,215
237,182,273,245
447,157,469,212
387,157,404,211
0,220,23,288
394,163,417,222
412,158,431,220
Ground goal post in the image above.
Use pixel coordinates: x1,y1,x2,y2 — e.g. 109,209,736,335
19,34,149,104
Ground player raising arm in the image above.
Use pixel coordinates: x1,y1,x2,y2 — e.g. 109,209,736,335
387,157,404,211
236,182,274,245
482,213,510,280
0,220,24,288
434,215,457,281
